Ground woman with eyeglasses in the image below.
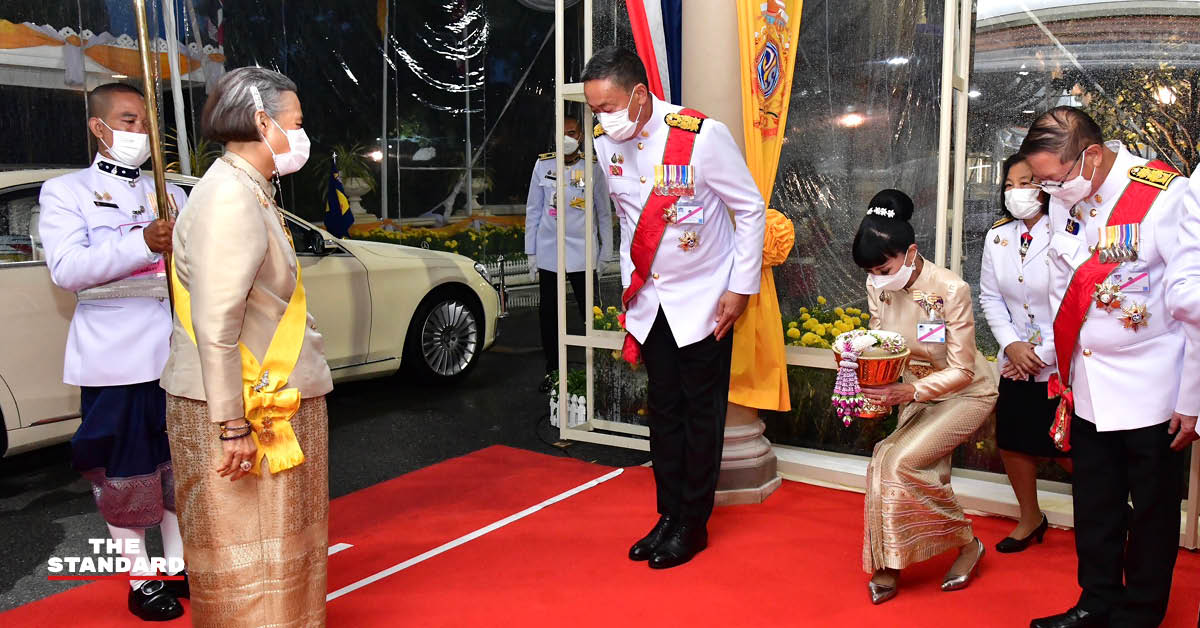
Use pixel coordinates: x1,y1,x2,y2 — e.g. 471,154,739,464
979,154,1071,555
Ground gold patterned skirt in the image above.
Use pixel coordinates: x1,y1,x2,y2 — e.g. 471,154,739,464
166,394,328,628
862,396,993,573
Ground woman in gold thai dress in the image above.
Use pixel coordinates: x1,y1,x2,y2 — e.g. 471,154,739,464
852,189,998,604
160,67,333,628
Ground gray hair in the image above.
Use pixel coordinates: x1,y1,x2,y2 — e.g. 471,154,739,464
200,66,297,143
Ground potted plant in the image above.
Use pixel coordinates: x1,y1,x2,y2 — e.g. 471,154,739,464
314,143,379,218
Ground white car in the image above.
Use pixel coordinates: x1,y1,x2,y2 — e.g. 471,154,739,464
0,168,499,456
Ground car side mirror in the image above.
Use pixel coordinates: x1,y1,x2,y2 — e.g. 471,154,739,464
307,230,328,256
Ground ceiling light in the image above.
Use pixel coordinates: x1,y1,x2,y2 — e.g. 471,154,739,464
887,57,909,66
968,90,981,98
367,150,384,162
838,113,866,128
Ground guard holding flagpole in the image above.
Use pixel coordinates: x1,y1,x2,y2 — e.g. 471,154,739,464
39,82,190,622
584,46,765,570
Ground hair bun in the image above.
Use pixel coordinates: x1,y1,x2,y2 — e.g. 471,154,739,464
866,189,914,222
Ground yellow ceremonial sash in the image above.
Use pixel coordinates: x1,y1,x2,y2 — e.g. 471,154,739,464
170,256,308,474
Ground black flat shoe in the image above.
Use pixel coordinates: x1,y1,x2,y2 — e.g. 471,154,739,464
629,515,677,561
128,580,184,622
648,524,707,570
163,570,189,599
997,514,1049,553
1030,607,1108,628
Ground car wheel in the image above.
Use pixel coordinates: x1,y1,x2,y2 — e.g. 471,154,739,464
404,290,483,383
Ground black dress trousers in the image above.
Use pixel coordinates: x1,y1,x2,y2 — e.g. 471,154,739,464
537,269,589,374
640,307,733,527
1070,415,1186,627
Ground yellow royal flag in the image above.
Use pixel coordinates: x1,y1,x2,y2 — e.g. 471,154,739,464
729,0,803,412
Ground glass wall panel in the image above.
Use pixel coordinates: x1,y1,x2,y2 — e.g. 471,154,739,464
763,0,950,454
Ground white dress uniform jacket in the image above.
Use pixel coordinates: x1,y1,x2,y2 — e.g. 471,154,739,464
979,214,1056,381
594,96,765,347
39,155,188,387
1046,141,1200,430
524,153,613,272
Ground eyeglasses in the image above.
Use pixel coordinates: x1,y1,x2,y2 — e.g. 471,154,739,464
1037,145,1095,191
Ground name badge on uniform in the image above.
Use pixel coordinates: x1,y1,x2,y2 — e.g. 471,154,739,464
675,200,705,225
1112,270,1150,293
917,321,946,344
1027,322,1043,346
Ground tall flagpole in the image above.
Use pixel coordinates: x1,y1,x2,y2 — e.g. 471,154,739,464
133,0,175,307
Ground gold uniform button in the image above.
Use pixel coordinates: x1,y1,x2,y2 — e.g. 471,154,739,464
1023,303,1030,309
1018,275,1024,283
1089,208,1098,217
1094,194,1103,204
652,273,660,279
637,142,644,150
641,131,650,138
640,176,646,183
1083,349,1092,357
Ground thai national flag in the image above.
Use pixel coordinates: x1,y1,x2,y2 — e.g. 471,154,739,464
626,1,682,105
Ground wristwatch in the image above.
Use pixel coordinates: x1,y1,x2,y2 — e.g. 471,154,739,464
912,388,921,403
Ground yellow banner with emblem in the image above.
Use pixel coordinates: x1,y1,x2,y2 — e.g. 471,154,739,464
729,0,803,412
170,260,308,474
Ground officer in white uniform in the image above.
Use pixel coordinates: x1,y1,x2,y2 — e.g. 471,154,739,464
525,113,612,384
583,47,764,570
39,83,190,622
978,155,1068,554
1022,106,1200,628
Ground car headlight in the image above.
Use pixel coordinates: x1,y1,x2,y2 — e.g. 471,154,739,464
473,262,491,284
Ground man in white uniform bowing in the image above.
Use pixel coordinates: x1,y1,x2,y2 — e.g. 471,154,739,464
583,46,764,570
39,83,190,622
1020,106,1200,628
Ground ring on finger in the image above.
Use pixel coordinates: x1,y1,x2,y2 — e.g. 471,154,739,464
239,460,253,472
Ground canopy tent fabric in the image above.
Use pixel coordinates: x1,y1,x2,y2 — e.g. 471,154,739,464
0,0,224,89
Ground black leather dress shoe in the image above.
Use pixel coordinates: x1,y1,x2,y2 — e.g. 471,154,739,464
648,524,707,570
1030,607,1108,628
128,580,184,622
997,514,1049,553
629,515,677,561
163,570,189,599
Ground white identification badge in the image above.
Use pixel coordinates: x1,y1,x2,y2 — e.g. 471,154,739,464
1112,270,1150,293
1027,322,1043,346
916,321,947,344
675,201,705,224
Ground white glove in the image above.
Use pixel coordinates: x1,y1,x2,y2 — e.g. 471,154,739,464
527,255,538,282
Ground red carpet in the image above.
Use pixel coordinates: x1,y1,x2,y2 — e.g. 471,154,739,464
5,445,1199,627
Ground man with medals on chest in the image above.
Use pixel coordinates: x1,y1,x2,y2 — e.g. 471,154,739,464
1020,107,1200,628
39,83,191,621
525,113,613,391
583,47,765,569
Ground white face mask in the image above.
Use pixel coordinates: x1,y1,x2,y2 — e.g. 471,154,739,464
98,120,151,167
596,86,644,142
1040,147,1096,207
869,248,916,292
263,117,310,177
250,85,310,177
562,135,580,155
1005,187,1043,219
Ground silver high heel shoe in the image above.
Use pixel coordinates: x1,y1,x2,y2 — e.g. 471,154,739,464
868,580,897,605
941,537,984,592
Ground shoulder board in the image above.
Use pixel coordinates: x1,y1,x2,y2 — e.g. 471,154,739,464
538,152,555,161
991,216,1014,229
664,112,704,133
593,123,605,138
1128,164,1179,190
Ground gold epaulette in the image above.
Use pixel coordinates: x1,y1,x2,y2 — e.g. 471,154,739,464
1128,164,1179,190
991,216,1015,229
538,152,555,161
593,123,606,138
664,112,703,133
